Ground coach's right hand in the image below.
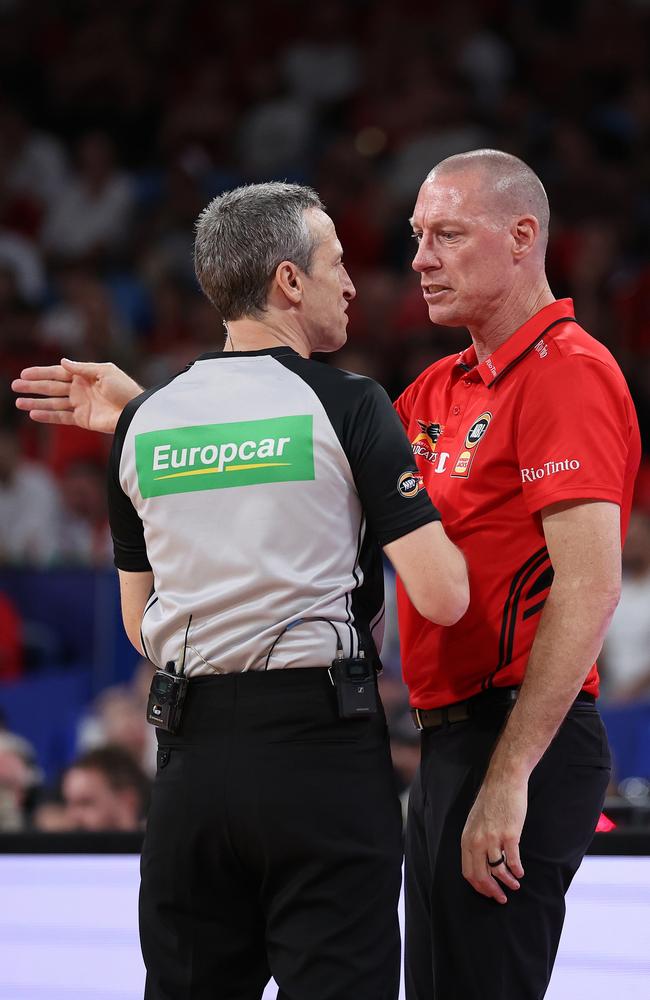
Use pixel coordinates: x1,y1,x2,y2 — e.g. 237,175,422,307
12,358,142,434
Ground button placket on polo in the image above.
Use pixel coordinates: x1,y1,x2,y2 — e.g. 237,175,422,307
443,378,477,439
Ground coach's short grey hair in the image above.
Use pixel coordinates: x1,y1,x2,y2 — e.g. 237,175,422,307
428,149,550,245
194,182,325,321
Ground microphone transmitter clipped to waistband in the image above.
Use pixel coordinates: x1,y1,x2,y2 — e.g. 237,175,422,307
146,615,192,734
329,650,378,718
146,661,188,734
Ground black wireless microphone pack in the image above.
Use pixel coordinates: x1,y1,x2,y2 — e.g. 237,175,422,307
329,651,378,718
146,661,188,734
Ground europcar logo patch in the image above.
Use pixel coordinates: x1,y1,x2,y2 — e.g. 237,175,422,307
451,411,492,479
136,415,314,498
397,471,425,498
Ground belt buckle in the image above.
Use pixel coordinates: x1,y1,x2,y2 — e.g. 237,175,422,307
413,708,424,732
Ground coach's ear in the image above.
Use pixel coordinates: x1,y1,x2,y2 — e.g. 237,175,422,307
273,260,304,306
511,214,540,260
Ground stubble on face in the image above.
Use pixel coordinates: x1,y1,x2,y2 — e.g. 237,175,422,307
411,170,517,329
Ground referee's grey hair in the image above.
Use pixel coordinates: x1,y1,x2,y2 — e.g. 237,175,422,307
194,182,325,321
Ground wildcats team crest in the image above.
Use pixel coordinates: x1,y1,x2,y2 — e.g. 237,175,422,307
411,419,443,464
451,411,492,479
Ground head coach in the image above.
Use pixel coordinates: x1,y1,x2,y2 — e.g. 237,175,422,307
396,149,640,999
14,182,468,1000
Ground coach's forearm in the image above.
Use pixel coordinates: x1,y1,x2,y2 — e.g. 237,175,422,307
483,578,618,783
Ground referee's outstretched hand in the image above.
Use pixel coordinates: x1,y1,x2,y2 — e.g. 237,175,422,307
12,358,142,435
460,777,526,904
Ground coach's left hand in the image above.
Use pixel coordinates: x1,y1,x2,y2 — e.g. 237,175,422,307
460,777,527,904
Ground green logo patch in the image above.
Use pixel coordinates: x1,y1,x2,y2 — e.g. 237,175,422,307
135,415,314,498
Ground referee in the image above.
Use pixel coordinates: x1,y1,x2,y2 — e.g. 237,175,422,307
105,183,468,1000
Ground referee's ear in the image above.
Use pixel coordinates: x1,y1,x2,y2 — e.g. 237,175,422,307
274,260,304,306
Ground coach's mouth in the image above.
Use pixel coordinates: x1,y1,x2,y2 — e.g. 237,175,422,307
422,285,451,301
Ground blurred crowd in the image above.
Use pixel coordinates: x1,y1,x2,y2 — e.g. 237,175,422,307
0,660,153,832
1,0,650,828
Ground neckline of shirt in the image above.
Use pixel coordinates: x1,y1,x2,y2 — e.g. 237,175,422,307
195,347,301,361
454,298,576,387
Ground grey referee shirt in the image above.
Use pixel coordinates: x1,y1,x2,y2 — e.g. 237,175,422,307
108,347,440,677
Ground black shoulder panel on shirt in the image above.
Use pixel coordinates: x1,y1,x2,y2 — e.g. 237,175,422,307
112,364,193,467
274,354,440,547
271,353,391,462
107,366,192,572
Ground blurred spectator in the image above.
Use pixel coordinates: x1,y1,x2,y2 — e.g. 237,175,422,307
282,3,361,107
31,796,72,832
0,404,62,565
62,745,150,831
0,264,49,385
77,661,157,777
0,105,68,214
237,63,313,179
159,62,236,165
0,590,23,680
42,132,133,262
600,511,650,703
0,233,46,305
456,17,514,111
54,460,113,565
0,731,40,831
137,159,204,288
39,262,131,355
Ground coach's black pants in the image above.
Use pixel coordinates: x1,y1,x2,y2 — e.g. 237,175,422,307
140,669,403,1000
405,698,611,1000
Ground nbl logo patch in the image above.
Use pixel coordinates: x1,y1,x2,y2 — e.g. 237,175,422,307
397,471,425,498
451,411,492,479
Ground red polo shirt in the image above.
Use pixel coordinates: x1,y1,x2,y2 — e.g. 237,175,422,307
394,299,641,709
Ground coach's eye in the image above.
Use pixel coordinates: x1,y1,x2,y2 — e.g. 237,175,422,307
411,233,423,243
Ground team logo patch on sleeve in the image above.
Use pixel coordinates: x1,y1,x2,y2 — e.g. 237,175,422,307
451,411,492,479
397,471,425,498
135,415,314,498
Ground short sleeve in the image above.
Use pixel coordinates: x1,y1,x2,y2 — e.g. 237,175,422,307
107,406,151,571
516,356,631,514
343,380,440,545
393,375,420,431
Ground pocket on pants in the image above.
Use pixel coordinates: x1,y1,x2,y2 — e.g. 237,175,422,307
565,709,611,770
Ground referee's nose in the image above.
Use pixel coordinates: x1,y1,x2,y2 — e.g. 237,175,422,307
341,265,356,302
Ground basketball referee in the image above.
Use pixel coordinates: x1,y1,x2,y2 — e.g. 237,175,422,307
24,183,468,1000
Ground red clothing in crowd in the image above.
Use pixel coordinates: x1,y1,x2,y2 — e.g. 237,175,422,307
0,592,23,681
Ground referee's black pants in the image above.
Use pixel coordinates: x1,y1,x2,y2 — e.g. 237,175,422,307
140,668,403,1000
405,696,611,1000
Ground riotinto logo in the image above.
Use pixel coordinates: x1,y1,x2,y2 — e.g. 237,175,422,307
136,415,314,498
520,458,580,483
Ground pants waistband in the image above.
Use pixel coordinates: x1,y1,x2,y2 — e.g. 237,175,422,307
185,666,332,692
156,667,348,745
411,687,596,732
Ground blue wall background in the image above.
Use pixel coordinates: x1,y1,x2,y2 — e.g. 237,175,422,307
0,569,141,780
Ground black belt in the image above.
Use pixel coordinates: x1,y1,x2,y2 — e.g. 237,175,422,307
411,687,596,731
